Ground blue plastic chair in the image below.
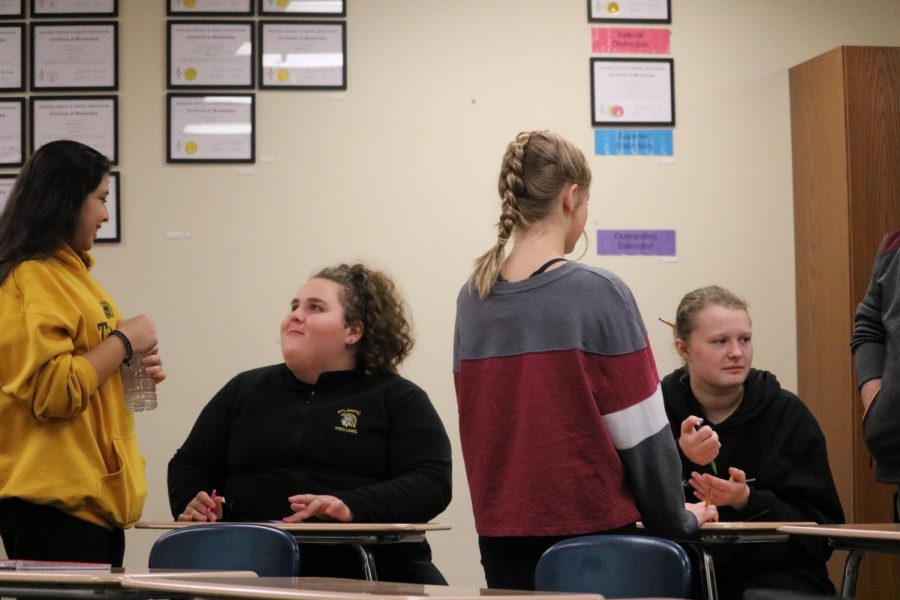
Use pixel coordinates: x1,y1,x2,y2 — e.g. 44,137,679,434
148,523,300,576
534,534,692,598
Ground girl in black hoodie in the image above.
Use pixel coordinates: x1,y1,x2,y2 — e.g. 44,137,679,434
662,285,844,599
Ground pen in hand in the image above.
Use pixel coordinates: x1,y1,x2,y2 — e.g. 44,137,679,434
208,489,217,521
692,421,719,475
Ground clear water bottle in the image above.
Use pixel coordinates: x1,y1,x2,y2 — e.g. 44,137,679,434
120,353,157,412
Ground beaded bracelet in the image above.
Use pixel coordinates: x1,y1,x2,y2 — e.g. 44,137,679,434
108,329,133,365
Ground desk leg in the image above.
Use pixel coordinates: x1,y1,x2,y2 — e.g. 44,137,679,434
688,545,718,600
354,544,379,581
840,550,864,600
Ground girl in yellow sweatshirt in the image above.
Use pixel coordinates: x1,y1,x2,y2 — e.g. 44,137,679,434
0,140,165,566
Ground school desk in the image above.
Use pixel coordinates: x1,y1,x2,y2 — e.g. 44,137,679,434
779,523,900,599
0,568,256,599
136,520,450,581
121,574,614,600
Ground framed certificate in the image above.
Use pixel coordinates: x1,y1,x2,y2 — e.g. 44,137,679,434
259,20,345,89
588,0,670,24
167,93,255,163
0,174,15,212
168,21,254,89
0,0,24,19
30,96,118,163
168,0,253,16
95,170,119,243
590,57,674,126
259,0,344,16
31,22,118,91
0,24,24,91
31,0,117,17
0,99,25,167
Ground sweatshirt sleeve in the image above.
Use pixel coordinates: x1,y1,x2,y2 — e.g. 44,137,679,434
851,235,891,386
598,284,698,538
335,380,452,523
167,380,234,518
0,267,100,420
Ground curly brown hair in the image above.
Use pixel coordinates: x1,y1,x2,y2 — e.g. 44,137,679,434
314,263,414,375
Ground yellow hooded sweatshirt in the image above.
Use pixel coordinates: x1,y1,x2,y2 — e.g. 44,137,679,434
0,246,146,529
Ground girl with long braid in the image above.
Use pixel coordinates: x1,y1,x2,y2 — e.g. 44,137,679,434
453,131,718,589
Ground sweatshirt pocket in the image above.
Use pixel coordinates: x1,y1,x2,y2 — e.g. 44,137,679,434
87,436,147,527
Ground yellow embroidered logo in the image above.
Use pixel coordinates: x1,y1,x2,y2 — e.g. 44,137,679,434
335,409,360,434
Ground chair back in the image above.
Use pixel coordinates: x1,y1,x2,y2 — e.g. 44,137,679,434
148,523,300,576
534,534,691,598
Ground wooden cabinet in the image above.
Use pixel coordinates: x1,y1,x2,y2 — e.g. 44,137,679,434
790,46,900,597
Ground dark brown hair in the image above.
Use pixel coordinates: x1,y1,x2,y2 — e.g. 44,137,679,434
314,263,414,375
0,140,110,284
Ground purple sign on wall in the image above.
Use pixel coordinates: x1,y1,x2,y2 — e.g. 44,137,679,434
597,229,676,256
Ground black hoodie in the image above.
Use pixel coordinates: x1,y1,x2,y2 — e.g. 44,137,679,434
662,367,844,597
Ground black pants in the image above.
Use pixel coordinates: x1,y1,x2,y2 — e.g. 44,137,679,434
298,540,446,585
0,498,125,566
478,524,637,590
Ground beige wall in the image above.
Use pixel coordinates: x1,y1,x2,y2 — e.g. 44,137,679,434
3,0,900,586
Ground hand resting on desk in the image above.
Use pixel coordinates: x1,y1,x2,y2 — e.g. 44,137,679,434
177,490,225,522
285,494,353,522
686,501,719,525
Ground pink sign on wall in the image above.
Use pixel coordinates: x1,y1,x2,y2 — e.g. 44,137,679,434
591,27,670,54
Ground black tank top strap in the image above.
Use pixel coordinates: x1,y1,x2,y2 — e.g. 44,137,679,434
530,258,567,278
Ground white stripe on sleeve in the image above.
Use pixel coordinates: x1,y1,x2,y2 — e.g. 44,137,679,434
603,384,669,450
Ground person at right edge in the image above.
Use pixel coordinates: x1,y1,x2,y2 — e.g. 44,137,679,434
453,130,718,591
851,229,900,521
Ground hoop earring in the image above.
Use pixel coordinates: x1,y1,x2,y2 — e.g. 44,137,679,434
571,230,588,262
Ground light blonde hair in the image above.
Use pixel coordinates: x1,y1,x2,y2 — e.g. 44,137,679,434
674,285,749,342
468,131,591,298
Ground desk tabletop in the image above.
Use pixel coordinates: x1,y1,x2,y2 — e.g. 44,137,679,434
121,575,604,600
135,520,450,533
778,523,900,540
699,521,816,532
0,569,257,585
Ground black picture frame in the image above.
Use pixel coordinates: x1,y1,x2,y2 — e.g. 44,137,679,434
258,0,344,17
590,57,674,127
0,174,16,212
31,0,117,18
0,98,25,167
30,21,118,91
258,20,346,90
30,95,118,163
587,0,671,24
0,0,24,19
94,170,119,243
167,0,254,17
0,23,25,92
167,92,255,163
167,20,255,89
